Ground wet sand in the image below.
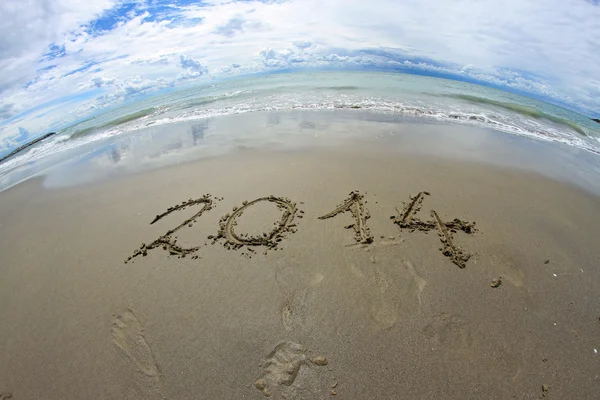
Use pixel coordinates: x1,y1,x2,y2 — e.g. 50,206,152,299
1,140,600,400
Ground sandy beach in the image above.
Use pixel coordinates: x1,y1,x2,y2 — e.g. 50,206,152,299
1,113,600,399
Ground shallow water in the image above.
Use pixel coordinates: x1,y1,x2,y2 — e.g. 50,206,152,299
2,110,599,197
2,72,599,182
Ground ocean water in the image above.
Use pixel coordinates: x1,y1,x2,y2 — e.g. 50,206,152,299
1,71,599,190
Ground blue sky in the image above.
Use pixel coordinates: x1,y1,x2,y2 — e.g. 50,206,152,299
1,0,599,152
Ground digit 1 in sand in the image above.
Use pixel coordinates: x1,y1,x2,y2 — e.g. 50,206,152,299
318,191,373,244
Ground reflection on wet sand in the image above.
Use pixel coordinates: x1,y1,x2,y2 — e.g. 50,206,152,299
191,122,208,145
3,111,600,197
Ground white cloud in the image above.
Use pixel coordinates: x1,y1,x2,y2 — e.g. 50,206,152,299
90,76,116,88
0,0,118,92
179,54,208,76
1,0,600,150
213,14,266,37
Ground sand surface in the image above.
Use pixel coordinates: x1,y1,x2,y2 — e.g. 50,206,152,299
1,144,600,399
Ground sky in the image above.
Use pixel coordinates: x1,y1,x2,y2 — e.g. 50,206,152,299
1,0,599,152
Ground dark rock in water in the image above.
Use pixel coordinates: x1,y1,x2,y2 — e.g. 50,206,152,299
592,118,600,124
0,132,57,164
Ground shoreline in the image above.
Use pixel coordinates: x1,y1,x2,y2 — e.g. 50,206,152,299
2,108,600,195
2,111,599,197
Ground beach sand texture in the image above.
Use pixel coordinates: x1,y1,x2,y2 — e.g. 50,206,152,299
1,146,600,399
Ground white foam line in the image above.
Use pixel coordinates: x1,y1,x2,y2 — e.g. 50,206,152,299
2,97,598,175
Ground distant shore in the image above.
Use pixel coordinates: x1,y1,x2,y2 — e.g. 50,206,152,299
0,132,56,164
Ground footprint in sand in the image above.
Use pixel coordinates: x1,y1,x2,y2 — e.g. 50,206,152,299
346,261,366,279
502,263,525,287
255,342,331,399
276,259,322,332
111,309,166,400
403,260,427,308
422,312,473,349
0,393,13,400
421,312,521,383
370,266,399,329
487,245,527,287
347,253,427,330
281,289,309,332
309,273,324,286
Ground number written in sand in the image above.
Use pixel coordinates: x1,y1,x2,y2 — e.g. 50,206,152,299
126,195,219,263
212,196,300,254
318,191,373,244
127,191,479,268
391,191,476,268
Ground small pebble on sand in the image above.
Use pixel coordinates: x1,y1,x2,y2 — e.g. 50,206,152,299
312,355,328,366
490,277,502,288
254,379,267,390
